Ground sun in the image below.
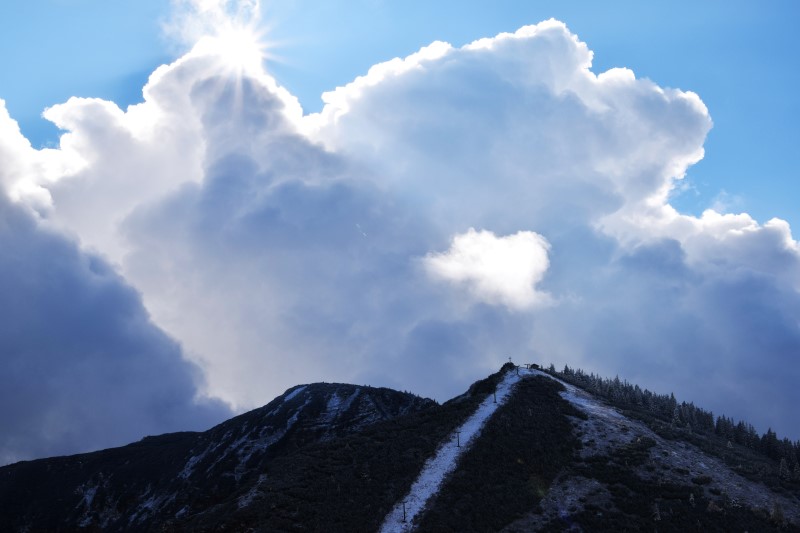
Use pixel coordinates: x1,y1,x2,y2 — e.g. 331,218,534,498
177,1,302,120
181,0,275,77
195,22,268,76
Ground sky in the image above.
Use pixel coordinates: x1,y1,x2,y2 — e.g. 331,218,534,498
0,0,798,463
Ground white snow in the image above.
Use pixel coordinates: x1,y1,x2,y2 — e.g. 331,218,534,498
559,385,625,420
284,397,309,429
379,370,520,533
237,474,268,509
127,486,177,525
179,452,205,479
339,387,360,414
324,392,343,420
322,388,361,422
520,368,625,421
232,396,313,480
78,484,98,508
255,385,305,418
283,385,307,403
76,483,99,527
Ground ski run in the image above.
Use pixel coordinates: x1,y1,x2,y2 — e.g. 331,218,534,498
379,369,521,533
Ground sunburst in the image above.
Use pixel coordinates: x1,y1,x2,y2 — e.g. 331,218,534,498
195,22,268,77
181,1,301,122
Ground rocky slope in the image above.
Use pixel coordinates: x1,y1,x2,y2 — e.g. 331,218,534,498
503,371,800,531
1,366,798,532
0,383,436,531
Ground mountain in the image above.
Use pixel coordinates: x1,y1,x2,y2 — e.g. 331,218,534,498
1,365,798,532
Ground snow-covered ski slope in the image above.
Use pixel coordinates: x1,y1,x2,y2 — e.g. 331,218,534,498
379,369,521,533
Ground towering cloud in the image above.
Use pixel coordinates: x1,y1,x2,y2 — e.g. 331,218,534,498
1,13,798,463
0,190,228,465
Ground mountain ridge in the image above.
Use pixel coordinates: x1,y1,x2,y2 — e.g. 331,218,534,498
0,382,438,531
1,365,798,531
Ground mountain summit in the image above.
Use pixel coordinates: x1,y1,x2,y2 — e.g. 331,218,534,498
1,365,798,531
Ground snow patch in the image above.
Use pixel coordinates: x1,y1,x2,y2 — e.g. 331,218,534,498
341,387,360,413
284,385,307,403
127,486,176,525
76,484,98,509
179,451,206,479
522,368,625,421
284,397,309,429
229,397,313,480
325,392,343,419
237,474,268,509
76,483,99,527
518,368,800,526
560,386,625,420
380,370,520,532
323,388,361,422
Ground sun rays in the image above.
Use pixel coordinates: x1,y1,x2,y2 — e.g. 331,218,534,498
178,0,302,121
168,0,277,78
195,23,268,77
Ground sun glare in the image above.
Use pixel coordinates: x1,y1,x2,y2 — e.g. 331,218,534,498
195,23,267,76
181,0,273,77
174,1,302,120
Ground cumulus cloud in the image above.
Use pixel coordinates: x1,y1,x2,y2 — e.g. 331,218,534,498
0,191,229,465
0,100,83,212
424,228,552,310
2,14,799,451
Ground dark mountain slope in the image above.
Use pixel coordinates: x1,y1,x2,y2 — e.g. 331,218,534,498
1,366,798,532
174,369,509,532
504,371,800,531
416,375,584,532
0,382,437,532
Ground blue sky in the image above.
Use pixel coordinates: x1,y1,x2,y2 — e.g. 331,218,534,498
2,1,798,227
1,1,799,462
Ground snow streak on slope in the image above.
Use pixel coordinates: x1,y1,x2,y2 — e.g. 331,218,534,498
523,368,624,419
522,369,800,526
380,370,520,533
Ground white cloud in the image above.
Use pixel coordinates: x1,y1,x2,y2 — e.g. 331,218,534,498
709,189,744,214
424,228,552,310
0,99,83,212
164,0,262,50
1,16,799,445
